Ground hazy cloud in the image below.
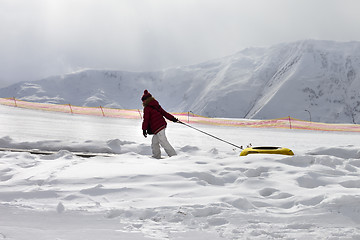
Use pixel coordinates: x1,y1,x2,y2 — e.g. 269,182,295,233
1,0,360,87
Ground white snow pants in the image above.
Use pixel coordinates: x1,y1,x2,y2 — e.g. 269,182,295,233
151,129,177,159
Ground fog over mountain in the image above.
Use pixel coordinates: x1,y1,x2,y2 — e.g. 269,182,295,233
1,40,360,123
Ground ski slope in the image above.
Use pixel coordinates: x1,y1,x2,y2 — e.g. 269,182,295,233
1,104,360,239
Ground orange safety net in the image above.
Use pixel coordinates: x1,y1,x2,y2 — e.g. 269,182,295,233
1,98,360,132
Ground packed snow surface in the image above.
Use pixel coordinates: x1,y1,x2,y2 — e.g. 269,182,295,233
1,104,360,239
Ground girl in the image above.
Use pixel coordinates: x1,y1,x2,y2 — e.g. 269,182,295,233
141,90,178,159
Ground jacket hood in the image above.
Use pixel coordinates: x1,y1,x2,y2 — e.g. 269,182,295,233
143,97,159,108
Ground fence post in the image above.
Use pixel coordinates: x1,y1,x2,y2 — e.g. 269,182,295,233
188,111,194,123
288,116,292,129
13,97,17,107
68,104,73,114
100,106,105,117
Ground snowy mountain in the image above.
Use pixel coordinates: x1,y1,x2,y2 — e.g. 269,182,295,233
1,39,360,123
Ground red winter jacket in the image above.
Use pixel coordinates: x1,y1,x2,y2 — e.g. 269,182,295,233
142,97,177,134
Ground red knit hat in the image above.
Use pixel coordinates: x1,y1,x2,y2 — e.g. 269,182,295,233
141,90,152,102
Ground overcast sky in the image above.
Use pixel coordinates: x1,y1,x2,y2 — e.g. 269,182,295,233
1,0,360,87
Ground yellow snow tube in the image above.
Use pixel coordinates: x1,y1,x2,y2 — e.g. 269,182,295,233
240,146,294,156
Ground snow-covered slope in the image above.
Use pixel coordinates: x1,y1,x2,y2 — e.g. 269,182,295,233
1,104,360,239
1,40,360,123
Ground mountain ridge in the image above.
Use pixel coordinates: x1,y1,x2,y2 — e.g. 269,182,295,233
1,39,360,123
